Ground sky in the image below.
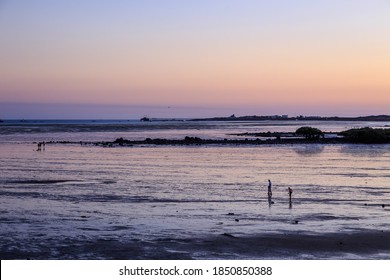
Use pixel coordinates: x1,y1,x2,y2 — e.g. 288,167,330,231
0,0,389,119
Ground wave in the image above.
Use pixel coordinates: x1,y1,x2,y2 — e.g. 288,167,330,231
3,179,82,185
0,190,262,203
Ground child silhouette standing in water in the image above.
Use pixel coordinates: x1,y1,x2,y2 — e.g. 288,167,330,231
288,187,293,209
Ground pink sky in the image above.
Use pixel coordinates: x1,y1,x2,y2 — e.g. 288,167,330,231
0,1,389,118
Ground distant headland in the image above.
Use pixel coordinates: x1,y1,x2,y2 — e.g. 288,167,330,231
190,114,390,122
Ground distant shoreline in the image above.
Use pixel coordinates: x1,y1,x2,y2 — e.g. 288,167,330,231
190,114,390,122
1,114,390,123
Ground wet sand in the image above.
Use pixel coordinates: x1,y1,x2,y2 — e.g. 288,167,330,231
203,230,390,259
1,230,389,259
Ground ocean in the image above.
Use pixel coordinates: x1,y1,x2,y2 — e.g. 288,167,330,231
0,120,389,259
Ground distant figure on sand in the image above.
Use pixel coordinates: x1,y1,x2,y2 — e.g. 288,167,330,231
288,187,293,199
267,180,272,198
288,187,293,209
36,141,45,151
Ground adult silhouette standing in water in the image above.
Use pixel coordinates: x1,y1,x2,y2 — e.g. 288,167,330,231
267,180,274,207
288,187,293,199
267,179,272,198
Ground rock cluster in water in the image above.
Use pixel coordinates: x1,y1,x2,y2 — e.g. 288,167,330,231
45,136,347,147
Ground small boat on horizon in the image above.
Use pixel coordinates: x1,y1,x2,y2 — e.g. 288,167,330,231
140,116,151,122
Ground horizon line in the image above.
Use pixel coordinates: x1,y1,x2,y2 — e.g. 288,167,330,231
1,114,390,121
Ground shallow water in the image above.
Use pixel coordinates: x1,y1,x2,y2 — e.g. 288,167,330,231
0,120,390,259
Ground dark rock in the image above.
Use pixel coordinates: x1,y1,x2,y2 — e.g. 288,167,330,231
222,233,237,238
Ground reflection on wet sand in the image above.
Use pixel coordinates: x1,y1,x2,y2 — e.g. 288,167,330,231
293,145,325,156
339,145,388,157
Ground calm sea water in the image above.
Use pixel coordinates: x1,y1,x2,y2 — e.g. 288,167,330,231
0,120,389,259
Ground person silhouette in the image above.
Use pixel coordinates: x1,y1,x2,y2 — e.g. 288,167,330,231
267,179,272,198
288,187,293,209
288,187,293,199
